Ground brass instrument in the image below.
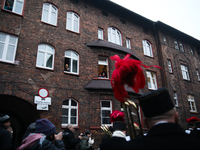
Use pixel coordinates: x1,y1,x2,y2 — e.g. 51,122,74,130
100,125,112,139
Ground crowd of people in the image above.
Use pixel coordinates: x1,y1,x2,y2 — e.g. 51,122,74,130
1,87,200,149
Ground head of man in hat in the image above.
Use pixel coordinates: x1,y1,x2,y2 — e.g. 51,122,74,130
0,114,11,129
138,87,178,129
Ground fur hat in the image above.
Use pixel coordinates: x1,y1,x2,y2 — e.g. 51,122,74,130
138,87,174,118
35,119,56,136
0,114,10,124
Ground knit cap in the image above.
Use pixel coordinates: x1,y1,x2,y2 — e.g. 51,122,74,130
35,119,56,136
0,114,10,124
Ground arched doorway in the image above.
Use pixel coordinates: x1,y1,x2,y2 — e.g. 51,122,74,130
0,94,40,149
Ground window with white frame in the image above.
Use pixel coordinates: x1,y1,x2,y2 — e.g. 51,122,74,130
179,43,184,52
173,91,178,106
41,3,58,26
142,40,153,57
101,100,112,125
181,64,190,80
191,48,194,55
167,59,173,73
62,99,78,127
3,0,24,15
0,32,18,63
187,95,197,112
108,27,122,46
174,40,179,50
126,38,131,49
36,44,54,69
64,50,79,74
196,69,200,81
163,36,167,44
98,28,103,40
66,12,80,33
98,56,108,78
146,71,158,90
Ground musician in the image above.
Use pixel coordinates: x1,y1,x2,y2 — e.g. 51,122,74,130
127,87,200,149
100,121,128,150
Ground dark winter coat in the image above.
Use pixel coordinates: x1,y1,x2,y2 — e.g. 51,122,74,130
0,122,12,150
63,128,81,150
79,136,93,150
127,123,200,150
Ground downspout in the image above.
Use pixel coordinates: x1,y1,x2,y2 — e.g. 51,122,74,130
153,22,168,88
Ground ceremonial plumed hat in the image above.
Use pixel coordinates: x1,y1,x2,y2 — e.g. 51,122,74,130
138,87,174,118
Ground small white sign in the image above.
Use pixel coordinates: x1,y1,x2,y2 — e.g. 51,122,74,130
37,104,49,110
34,96,51,105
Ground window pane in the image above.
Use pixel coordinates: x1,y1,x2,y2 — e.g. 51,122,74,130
43,10,48,22
102,101,110,107
102,110,111,117
9,36,16,45
37,52,44,66
71,109,77,116
0,43,5,59
71,117,76,124
102,118,110,124
62,108,68,115
6,45,15,61
46,46,54,53
63,100,69,105
4,0,13,11
15,1,23,14
74,20,78,32
65,51,71,57
72,52,78,58
46,54,53,68
62,117,68,124
65,58,70,72
0,34,6,42
72,60,77,73
51,12,56,25
71,100,77,106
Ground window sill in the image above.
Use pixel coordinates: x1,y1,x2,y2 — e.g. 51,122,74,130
190,111,198,114
66,29,80,35
0,60,20,65
2,9,23,17
144,55,154,59
36,66,54,71
64,71,79,76
41,21,57,27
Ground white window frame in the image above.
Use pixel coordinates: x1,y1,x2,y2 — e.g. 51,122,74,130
174,40,179,50
64,50,79,74
101,100,112,126
191,48,194,55
173,91,178,106
146,71,158,90
163,36,167,44
187,95,197,112
126,38,131,49
179,43,184,52
98,56,108,79
167,59,173,73
36,44,55,70
0,32,18,63
41,3,58,26
98,28,103,40
66,11,80,33
108,27,122,46
142,40,153,57
62,99,78,127
3,0,25,15
181,65,190,80
196,69,200,81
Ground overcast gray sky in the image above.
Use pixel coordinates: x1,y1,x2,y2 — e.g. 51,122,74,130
110,0,200,41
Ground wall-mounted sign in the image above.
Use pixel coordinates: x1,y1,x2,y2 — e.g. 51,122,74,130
34,88,51,110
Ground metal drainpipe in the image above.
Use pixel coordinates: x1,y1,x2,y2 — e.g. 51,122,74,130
153,22,168,88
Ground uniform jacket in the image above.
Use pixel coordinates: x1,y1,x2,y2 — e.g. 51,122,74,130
0,122,12,150
127,123,200,150
100,131,128,150
63,128,81,150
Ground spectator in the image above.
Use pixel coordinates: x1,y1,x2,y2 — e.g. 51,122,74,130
0,114,12,150
63,124,83,150
18,118,65,150
79,130,94,150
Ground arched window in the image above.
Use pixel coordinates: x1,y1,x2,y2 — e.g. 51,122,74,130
142,40,153,57
62,99,78,126
41,3,58,26
108,27,122,45
66,12,80,33
64,50,79,74
36,44,55,69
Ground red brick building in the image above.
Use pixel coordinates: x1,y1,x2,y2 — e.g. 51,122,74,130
0,0,200,149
